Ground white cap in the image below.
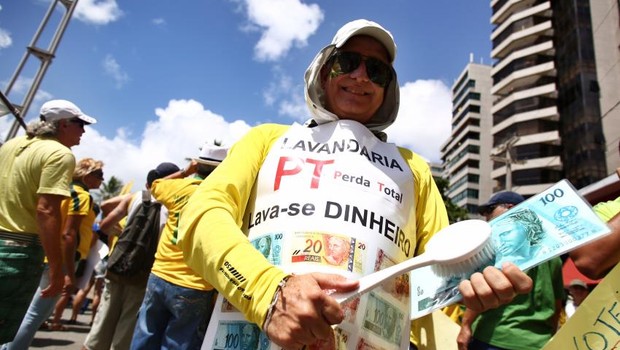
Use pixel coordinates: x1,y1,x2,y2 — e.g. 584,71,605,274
40,99,97,125
193,143,229,166
331,19,397,62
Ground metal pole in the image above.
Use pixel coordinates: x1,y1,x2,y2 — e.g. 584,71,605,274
3,0,79,141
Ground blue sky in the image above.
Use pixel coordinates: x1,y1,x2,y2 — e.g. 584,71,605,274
0,0,493,186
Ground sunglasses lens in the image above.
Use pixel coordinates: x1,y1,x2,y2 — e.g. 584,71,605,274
334,52,361,74
330,52,392,88
70,119,86,127
90,170,104,179
365,58,392,87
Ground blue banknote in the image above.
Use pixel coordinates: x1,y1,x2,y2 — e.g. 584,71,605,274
212,320,270,350
250,233,283,266
410,179,611,319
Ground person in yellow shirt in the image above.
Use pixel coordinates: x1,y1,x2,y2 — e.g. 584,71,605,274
82,162,179,350
571,197,620,279
3,158,104,349
49,160,106,329
130,142,228,350
571,144,620,279
0,99,97,343
179,19,533,349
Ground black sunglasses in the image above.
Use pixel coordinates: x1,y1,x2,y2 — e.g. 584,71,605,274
480,203,508,216
89,169,104,180
480,205,497,215
328,51,393,88
69,118,87,128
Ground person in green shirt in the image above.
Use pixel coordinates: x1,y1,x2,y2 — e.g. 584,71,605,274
457,191,565,350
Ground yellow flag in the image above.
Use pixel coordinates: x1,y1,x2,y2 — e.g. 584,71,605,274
120,180,133,195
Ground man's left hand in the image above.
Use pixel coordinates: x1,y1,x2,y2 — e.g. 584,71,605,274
458,262,532,313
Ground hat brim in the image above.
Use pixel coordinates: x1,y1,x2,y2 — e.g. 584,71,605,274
194,158,222,166
77,114,97,125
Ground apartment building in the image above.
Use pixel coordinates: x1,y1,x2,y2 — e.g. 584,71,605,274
441,62,493,214
490,0,608,196
590,0,620,174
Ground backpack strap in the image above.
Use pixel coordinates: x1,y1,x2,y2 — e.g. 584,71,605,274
142,189,152,203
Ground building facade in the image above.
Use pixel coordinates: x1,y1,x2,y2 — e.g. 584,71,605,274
590,0,620,173
489,0,609,197
441,62,493,214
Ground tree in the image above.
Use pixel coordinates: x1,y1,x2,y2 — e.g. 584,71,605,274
100,176,124,200
434,177,470,223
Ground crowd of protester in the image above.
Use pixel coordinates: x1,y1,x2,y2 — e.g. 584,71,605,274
1,18,618,350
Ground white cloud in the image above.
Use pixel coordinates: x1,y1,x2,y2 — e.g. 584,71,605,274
102,54,129,88
73,0,123,25
262,66,309,121
5,77,53,103
0,27,12,50
0,76,54,140
0,114,13,141
386,80,452,163
152,18,166,26
72,99,252,186
241,0,323,61
2,80,451,188
279,92,307,122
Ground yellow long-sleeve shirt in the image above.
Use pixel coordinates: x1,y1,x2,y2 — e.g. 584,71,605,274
178,122,448,333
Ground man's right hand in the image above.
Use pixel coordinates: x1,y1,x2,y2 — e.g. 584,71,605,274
264,273,358,349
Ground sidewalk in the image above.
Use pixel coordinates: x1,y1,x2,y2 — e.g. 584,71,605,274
29,300,94,350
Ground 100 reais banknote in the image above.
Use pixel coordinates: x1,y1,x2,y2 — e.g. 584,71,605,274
410,179,611,319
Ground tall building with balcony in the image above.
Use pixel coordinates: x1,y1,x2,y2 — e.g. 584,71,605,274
590,0,620,173
490,0,607,196
441,62,493,214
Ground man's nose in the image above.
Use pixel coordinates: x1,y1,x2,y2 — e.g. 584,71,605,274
349,60,369,82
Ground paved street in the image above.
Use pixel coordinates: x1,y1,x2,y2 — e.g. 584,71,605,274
28,297,95,350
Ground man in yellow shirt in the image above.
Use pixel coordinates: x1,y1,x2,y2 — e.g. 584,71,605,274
0,99,97,343
179,19,533,349
130,142,228,350
3,158,104,349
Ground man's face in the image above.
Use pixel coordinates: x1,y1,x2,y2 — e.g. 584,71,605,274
484,203,510,221
322,35,389,124
85,169,105,190
57,118,86,148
